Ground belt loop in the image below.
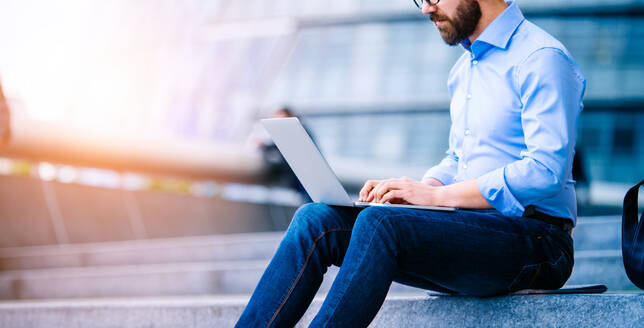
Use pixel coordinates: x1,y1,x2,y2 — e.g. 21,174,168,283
523,205,536,218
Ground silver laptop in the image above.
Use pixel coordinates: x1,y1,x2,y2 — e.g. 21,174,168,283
261,117,455,212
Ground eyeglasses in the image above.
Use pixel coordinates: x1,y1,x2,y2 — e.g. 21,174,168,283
412,0,440,9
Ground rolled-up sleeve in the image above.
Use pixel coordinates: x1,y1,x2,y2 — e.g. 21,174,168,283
423,117,460,185
423,152,459,185
477,47,586,217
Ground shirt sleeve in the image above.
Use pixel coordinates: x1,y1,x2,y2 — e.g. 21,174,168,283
423,121,460,185
422,152,459,185
476,47,586,217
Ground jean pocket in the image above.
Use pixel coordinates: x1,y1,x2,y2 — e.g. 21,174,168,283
508,253,569,292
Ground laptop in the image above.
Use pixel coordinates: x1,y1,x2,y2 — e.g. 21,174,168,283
261,117,455,212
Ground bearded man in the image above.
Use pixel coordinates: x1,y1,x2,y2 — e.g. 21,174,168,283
236,0,585,327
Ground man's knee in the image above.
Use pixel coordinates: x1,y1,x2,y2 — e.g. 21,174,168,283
288,202,337,234
353,206,399,235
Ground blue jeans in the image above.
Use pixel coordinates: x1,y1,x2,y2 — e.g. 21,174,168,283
235,203,573,327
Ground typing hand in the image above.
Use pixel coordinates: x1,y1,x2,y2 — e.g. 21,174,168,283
358,179,383,203
359,176,440,206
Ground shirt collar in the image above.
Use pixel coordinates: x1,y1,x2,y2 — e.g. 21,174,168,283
460,1,525,53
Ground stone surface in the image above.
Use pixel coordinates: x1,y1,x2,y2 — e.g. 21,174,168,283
0,251,636,300
0,176,59,247
0,172,623,249
0,175,297,248
1,294,643,328
0,216,622,271
0,232,284,271
0,216,637,300
570,250,637,291
573,217,621,251
0,262,428,300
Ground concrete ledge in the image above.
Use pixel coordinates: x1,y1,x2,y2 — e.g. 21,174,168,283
0,232,284,271
0,262,427,299
0,252,636,299
569,250,637,290
1,294,643,328
0,216,622,271
573,217,621,251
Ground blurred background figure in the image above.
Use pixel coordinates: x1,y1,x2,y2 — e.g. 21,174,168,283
0,78,10,150
248,106,312,202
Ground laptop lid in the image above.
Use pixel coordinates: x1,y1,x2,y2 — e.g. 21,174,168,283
261,117,353,206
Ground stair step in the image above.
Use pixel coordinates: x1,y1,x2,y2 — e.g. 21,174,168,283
0,262,427,300
1,293,642,327
573,216,621,251
0,216,623,271
0,232,284,271
569,250,637,291
0,251,637,300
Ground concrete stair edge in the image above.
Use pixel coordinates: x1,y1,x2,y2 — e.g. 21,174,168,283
0,249,624,278
0,215,623,270
0,215,622,257
0,231,285,257
1,294,643,328
0,254,638,300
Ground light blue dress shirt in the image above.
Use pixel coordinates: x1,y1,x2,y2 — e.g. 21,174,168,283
422,1,586,224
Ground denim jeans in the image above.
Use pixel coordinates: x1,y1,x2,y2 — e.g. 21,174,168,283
235,203,573,328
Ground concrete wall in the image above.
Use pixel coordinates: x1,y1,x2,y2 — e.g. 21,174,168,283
0,175,297,247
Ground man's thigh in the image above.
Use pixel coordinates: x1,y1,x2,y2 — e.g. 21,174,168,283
375,208,573,296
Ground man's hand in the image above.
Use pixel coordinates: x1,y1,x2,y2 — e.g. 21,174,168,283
358,176,441,206
358,177,494,209
358,179,384,202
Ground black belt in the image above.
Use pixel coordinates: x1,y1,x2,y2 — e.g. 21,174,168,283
523,205,573,234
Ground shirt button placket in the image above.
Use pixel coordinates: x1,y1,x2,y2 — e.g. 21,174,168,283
461,52,474,176
467,57,477,100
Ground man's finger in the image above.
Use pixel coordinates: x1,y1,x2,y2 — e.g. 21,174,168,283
367,179,391,202
366,182,383,202
358,181,373,201
374,180,403,203
380,189,406,204
359,180,380,201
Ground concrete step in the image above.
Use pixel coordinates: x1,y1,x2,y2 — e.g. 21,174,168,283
0,232,284,271
569,250,637,291
573,216,621,251
0,175,298,248
0,216,623,271
0,250,638,300
0,262,427,300
1,293,643,328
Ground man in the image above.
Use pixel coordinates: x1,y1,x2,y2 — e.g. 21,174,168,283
235,0,585,327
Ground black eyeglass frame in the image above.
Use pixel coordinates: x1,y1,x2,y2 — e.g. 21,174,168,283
413,0,440,8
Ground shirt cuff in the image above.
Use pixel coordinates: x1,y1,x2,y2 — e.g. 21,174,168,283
422,167,455,186
477,167,525,217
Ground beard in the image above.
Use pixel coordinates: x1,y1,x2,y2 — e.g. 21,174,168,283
431,0,482,45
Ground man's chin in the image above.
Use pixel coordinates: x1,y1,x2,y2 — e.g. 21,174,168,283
439,32,461,46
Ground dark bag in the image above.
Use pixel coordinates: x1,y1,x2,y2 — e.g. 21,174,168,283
622,180,644,290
